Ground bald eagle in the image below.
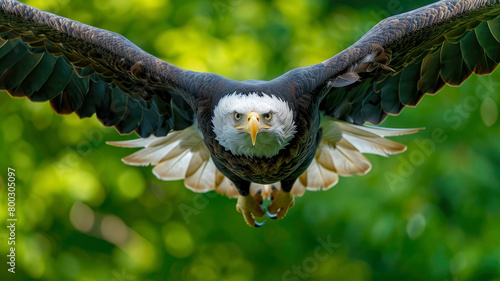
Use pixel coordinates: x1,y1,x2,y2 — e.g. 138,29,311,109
1,0,499,227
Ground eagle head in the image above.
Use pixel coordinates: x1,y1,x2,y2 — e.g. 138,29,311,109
212,92,297,158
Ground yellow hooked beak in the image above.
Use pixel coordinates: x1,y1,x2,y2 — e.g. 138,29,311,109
235,112,270,146
246,112,260,146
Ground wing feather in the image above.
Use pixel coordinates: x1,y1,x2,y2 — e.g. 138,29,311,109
0,0,221,137
461,28,498,75
476,21,500,61
278,0,500,125
14,52,58,97
439,41,471,85
489,15,500,41
292,118,420,192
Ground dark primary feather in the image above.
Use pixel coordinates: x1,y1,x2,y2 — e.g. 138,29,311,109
284,0,500,125
0,0,219,137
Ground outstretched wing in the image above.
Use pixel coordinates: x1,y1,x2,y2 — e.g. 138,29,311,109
277,0,500,125
0,0,223,137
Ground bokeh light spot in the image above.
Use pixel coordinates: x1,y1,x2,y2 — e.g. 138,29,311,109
66,170,104,203
20,234,52,279
70,202,95,233
118,233,158,271
450,251,468,274
162,221,194,258
9,141,35,170
3,114,23,142
101,215,129,245
407,214,426,239
480,97,498,127
117,168,146,199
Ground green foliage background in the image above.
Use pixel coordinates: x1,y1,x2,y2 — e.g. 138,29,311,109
1,0,500,280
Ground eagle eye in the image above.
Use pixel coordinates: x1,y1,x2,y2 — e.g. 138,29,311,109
233,112,241,121
264,112,272,121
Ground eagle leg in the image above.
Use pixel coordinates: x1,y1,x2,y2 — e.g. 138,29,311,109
267,187,294,220
236,192,266,227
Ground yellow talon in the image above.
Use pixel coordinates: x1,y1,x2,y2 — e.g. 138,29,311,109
267,189,294,220
236,193,265,227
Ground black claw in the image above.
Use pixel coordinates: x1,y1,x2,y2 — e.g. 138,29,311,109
266,209,278,220
254,219,266,228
